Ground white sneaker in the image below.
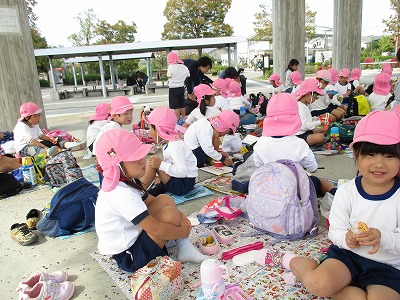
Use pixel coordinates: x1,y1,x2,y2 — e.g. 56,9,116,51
64,141,86,151
18,280,74,300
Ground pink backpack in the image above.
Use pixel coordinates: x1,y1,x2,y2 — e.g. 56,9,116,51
43,129,74,142
246,160,319,240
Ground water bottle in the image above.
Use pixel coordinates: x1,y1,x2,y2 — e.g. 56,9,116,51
239,106,246,116
200,259,228,299
330,127,340,141
22,157,37,186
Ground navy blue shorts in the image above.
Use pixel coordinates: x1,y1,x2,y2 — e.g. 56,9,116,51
296,130,313,143
162,176,196,196
112,230,168,273
169,87,185,109
192,146,209,167
309,176,337,197
311,108,329,117
326,244,400,293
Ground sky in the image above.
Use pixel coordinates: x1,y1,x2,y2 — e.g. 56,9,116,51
33,0,392,48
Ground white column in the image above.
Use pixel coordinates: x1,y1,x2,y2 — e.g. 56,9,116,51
108,54,116,89
80,63,86,86
71,63,77,86
333,0,363,70
233,44,238,70
227,46,232,67
272,0,305,80
49,58,57,91
98,54,107,98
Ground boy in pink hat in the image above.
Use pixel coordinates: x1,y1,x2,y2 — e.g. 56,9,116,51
295,79,328,146
335,68,352,101
349,68,366,95
13,102,71,156
95,128,207,273
92,96,134,155
212,78,230,111
84,103,110,159
289,71,302,95
139,107,198,196
183,84,220,127
256,110,400,298
268,73,283,95
167,52,190,119
328,67,339,85
227,81,251,112
368,73,392,111
184,110,240,167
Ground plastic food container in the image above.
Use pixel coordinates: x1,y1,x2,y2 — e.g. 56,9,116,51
212,225,235,244
214,161,224,167
197,231,220,255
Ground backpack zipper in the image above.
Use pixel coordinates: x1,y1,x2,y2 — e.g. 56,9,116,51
49,182,95,218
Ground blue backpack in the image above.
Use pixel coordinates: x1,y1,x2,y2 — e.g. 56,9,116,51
246,160,319,240
37,178,99,237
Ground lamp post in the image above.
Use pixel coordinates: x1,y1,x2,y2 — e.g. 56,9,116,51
370,35,374,53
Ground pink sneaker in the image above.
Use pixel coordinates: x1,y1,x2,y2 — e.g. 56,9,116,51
17,271,68,293
18,281,74,300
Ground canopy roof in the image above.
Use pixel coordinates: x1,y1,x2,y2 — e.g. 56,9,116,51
64,52,154,64
35,36,246,59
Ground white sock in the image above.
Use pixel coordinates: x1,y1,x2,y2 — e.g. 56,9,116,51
176,238,208,264
282,271,299,285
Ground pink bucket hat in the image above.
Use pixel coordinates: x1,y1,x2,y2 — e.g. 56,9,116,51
109,96,134,116
289,71,302,85
268,73,282,86
145,107,183,141
96,128,152,192
316,70,332,82
19,102,43,121
382,62,392,70
328,68,338,84
338,68,350,78
382,67,392,77
212,78,228,98
296,78,326,98
194,84,216,103
350,110,400,148
262,93,302,137
167,51,183,65
373,73,391,95
228,81,242,97
210,110,240,133
89,103,110,122
350,68,361,81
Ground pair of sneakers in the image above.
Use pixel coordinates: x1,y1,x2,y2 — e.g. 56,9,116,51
10,209,42,246
16,271,74,300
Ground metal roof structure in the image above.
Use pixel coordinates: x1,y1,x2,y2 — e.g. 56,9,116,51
34,36,246,59
64,52,155,64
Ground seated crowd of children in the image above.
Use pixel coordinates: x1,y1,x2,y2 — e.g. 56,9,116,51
4,56,400,299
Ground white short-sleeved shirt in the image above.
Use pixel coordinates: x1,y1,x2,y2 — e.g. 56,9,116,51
159,140,198,178
184,118,223,162
295,102,321,134
95,182,149,255
253,135,318,172
368,92,392,111
228,96,250,110
13,122,44,153
167,64,190,88
86,120,108,148
335,82,351,97
214,96,230,111
328,177,400,269
185,106,221,125
92,121,121,155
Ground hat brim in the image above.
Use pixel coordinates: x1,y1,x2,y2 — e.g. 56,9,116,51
262,114,302,136
111,103,134,115
349,133,400,148
89,113,109,122
157,127,184,141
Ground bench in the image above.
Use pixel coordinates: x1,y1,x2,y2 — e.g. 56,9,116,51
145,82,157,94
65,87,86,98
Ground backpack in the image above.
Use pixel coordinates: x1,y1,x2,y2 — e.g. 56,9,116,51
36,177,99,237
246,160,319,240
344,96,359,118
331,122,356,143
353,95,370,116
44,150,83,186
0,173,23,198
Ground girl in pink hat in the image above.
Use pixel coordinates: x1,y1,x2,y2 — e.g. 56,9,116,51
140,107,198,197
92,96,134,155
268,73,283,95
167,52,190,120
95,128,207,273
289,71,302,95
212,78,230,111
256,110,400,298
368,73,392,111
349,67,366,95
183,84,220,127
84,102,110,159
184,110,240,167
295,79,329,146
227,81,251,112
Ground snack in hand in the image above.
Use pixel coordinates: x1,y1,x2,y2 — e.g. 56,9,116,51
351,220,368,234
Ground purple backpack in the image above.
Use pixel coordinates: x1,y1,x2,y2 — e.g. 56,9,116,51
246,160,319,240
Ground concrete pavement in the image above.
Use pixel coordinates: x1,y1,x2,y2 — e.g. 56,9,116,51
1,68,366,299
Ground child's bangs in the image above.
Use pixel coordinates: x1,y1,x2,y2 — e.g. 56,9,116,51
353,142,400,158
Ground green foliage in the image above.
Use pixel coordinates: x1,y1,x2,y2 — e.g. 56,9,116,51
305,4,317,41
304,64,318,74
95,20,137,44
383,0,400,40
162,0,234,53
26,0,38,28
68,9,98,46
31,28,50,74
39,79,50,87
378,36,396,52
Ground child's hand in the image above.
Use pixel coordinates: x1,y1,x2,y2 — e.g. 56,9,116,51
224,157,233,166
148,155,161,169
356,228,381,254
345,230,360,249
49,137,58,144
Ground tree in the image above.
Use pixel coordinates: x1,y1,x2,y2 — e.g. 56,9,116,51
31,28,50,77
95,20,137,44
68,9,98,46
383,0,400,52
252,3,316,43
26,0,38,28
378,36,395,53
162,0,233,56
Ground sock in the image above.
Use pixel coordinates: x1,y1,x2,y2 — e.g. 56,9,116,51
255,249,285,266
282,271,299,285
176,238,208,264
281,251,297,270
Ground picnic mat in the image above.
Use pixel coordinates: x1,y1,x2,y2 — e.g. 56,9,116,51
200,174,242,195
169,184,214,205
81,164,100,186
200,165,233,176
90,216,331,299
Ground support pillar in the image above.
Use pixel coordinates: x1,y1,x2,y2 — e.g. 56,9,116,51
71,63,77,86
227,46,232,67
333,0,363,70
233,44,238,70
80,63,86,86
108,54,116,89
0,0,47,129
272,0,305,80
98,54,107,98
49,58,57,91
